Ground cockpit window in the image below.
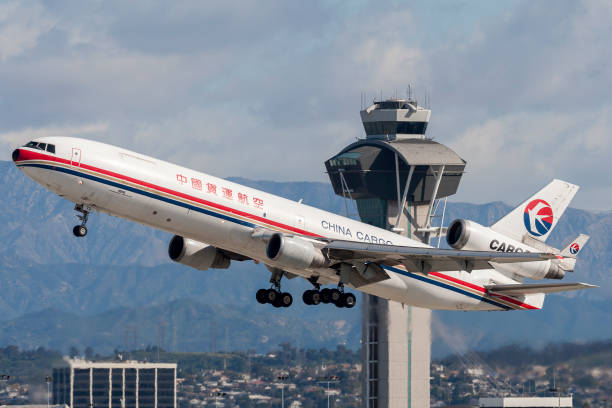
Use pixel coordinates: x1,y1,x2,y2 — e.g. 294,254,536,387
24,141,55,153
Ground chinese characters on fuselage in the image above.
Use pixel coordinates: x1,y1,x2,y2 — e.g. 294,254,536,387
176,173,264,210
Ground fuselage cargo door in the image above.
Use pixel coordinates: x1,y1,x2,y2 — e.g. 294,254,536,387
71,148,82,167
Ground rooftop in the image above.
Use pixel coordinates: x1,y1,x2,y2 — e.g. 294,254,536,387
57,358,177,369
479,396,573,407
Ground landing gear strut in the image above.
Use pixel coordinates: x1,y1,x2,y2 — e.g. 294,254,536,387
256,269,292,308
72,204,90,237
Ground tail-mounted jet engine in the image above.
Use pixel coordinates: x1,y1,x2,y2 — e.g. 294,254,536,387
446,219,566,280
266,233,327,270
168,235,231,271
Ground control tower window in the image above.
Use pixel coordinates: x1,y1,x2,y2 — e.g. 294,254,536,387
328,152,361,169
363,121,428,135
376,100,415,109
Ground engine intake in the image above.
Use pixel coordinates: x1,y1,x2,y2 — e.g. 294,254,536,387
168,235,230,271
447,219,471,250
266,233,327,270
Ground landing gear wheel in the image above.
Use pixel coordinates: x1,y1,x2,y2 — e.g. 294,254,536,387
310,290,321,305
280,292,293,308
342,293,356,308
73,225,87,237
272,295,284,308
256,289,268,304
330,289,342,305
302,290,313,305
265,289,278,304
320,288,332,304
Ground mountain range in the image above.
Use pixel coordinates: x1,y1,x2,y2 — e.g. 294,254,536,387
0,161,610,356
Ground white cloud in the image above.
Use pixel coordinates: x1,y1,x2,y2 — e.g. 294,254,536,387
447,106,612,210
0,1,56,60
0,122,109,157
0,0,611,210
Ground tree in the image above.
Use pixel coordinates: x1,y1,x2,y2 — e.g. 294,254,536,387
84,347,94,360
69,346,79,358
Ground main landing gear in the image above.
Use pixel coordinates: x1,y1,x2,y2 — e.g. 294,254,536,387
255,269,356,309
256,269,293,308
72,204,90,237
302,281,356,308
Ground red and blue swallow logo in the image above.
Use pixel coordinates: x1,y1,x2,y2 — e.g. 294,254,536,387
569,243,580,255
523,199,554,237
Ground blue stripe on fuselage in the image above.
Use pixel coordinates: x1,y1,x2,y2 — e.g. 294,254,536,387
18,162,258,229
382,265,511,310
19,162,512,310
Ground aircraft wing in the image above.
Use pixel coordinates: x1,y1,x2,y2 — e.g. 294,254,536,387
485,282,598,295
323,240,557,273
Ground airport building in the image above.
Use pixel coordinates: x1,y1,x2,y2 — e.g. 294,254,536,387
325,96,466,408
478,396,573,407
52,359,177,408
0,405,68,408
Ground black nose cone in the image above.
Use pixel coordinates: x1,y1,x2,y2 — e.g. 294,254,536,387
12,149,20,162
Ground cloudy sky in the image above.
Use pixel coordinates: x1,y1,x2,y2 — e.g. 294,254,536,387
1,0,611,210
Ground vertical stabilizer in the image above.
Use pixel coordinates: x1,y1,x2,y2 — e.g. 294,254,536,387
560,234,590,258
557,234,590,272
491,179,579,243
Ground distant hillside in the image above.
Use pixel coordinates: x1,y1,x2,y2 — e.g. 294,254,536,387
1,160,611,356
0,298,361,354
439,338,612,368
432,295,612,356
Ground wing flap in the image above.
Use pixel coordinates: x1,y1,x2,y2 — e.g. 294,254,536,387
485,282,598,295
324,240,556,273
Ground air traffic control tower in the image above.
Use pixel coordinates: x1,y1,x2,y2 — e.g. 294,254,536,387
325,97,466,408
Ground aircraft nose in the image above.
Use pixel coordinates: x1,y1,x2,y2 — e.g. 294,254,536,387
12,148,20,162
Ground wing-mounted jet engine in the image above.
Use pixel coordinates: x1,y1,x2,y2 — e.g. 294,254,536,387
168,235,232,271
265,233,328,270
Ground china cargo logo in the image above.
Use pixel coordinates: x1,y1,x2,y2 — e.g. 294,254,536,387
569,243,580,255
523,199,553,237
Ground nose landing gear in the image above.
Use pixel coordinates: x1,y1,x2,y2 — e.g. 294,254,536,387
72,204,91,237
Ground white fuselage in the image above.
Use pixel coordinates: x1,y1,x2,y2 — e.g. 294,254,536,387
13,136,543,311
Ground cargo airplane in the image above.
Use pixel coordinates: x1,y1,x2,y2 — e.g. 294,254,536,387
12,137,596,311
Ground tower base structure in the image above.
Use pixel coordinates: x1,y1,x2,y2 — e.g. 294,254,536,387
363,296,431,408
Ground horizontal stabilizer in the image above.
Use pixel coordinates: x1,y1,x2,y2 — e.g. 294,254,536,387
485,282,598,295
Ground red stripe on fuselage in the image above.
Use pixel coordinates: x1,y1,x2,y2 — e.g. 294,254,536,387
429,271,539,310
15,148,323,238
15,148,539,310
